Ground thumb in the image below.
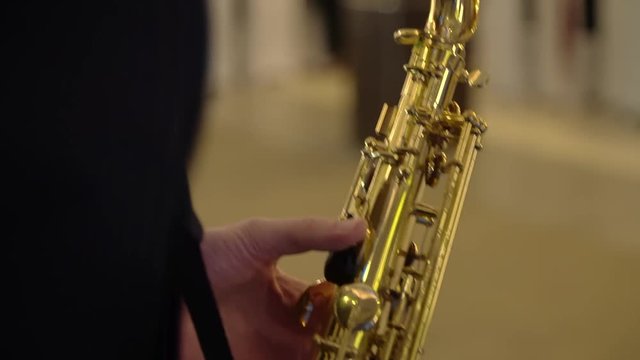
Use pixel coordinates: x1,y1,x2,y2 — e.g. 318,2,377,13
235,217,367,263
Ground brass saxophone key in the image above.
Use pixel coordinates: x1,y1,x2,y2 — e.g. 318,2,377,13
297,280,337,330
334,283,381,332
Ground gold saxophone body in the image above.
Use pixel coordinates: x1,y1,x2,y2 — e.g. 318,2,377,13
299,1,488,359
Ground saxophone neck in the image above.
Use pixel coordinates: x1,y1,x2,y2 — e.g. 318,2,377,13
425,0,480,44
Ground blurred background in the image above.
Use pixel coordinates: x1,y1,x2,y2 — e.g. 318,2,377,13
187,1,639,359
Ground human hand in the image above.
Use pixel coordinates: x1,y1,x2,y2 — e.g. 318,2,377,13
200,217,366,360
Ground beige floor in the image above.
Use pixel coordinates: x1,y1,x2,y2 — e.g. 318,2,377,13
187,66,640,360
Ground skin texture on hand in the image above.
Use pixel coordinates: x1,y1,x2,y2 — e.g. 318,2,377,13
198,217,366,360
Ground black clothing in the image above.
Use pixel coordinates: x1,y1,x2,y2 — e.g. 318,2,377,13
2,1,230,359
315,0,343,56
585,0,598,33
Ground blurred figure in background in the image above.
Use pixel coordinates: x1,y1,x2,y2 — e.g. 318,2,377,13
310,0,344,61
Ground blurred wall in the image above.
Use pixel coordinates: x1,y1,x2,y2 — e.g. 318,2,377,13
206,0,247,91
206,0,327,93
208,1,640,116
600,1,640,115
474,0,529,99
474,0,640,117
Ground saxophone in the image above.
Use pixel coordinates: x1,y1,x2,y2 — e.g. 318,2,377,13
298,1,488,359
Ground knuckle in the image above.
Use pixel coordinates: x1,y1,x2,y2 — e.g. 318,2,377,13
233,218,264,259
237,217,265,236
